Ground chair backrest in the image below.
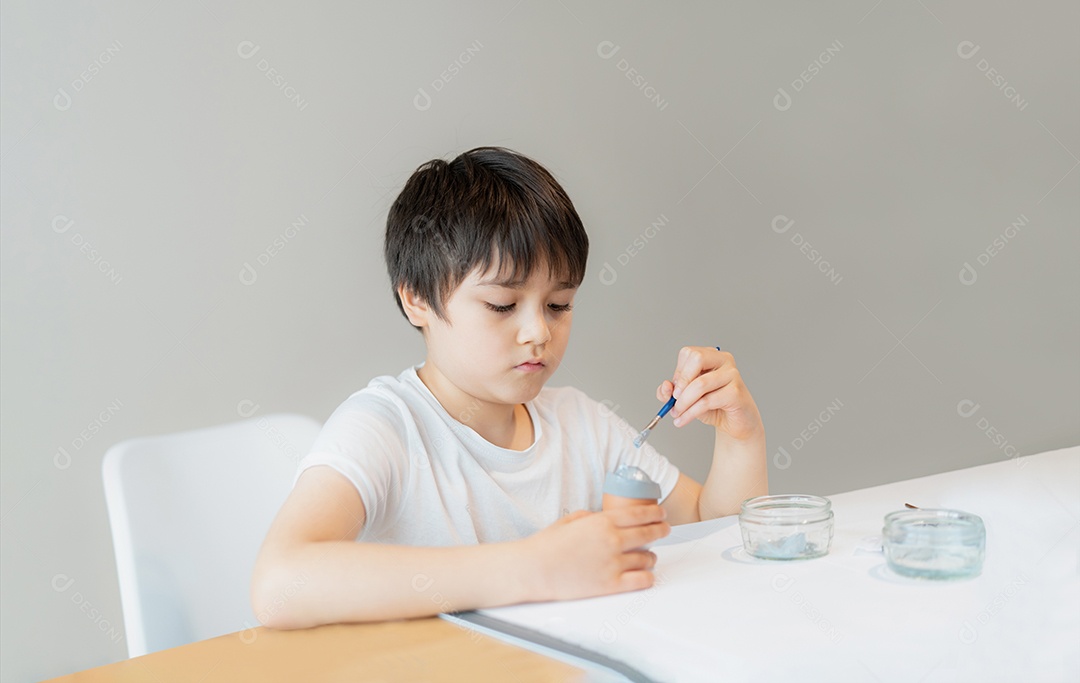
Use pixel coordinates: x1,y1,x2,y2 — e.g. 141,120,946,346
102,413,321,657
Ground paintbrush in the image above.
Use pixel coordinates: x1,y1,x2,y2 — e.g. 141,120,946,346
633,396,677,448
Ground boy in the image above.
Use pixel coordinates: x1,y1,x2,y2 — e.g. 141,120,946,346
251,147,767,628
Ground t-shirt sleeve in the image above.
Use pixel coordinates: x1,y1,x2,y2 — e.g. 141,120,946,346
292,391,409,531
579,390,682,503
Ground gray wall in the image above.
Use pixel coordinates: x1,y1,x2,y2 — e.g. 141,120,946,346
2,1,1076,680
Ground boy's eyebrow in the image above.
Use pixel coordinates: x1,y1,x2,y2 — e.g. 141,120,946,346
476,278,578,290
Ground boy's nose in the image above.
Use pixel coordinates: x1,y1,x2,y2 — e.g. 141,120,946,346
518,308,552,346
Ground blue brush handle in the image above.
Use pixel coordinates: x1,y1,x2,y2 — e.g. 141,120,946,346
657,395,677,418
652,350,712,419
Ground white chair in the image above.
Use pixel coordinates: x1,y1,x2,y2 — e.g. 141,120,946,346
102,413,321,657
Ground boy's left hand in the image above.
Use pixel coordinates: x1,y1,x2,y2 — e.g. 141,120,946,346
657,346,764,441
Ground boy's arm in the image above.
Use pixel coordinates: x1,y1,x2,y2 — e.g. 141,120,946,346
661,428,767,524
251,466,670,628
657,347,769,524
697,427,767,519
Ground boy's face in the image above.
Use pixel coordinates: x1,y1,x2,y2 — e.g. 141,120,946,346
416,261,577,409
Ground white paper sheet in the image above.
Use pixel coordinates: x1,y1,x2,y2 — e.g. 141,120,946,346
465,446,1080,683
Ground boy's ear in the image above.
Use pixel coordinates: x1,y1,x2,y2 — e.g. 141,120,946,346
398,285,432,329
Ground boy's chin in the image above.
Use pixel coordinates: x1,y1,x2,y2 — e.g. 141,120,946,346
499,382,546,404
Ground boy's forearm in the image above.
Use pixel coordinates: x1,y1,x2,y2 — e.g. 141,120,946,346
698,427,768,520
253,539,535,629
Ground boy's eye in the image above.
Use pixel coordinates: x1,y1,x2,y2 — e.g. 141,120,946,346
483,302,574,314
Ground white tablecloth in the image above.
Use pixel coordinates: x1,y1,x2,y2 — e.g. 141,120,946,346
465,446,1080,682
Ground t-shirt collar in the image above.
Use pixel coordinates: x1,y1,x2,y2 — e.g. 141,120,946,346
403,364,542,456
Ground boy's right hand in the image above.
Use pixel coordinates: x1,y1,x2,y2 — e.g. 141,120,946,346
520,505,670,602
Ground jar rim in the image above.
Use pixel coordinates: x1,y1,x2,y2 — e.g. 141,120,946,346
883,508,985,538
740,494,833,523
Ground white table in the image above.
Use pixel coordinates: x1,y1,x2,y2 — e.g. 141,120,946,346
449,445,1080,682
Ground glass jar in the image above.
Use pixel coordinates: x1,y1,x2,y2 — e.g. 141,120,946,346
883,509,985,580
739,494,834,560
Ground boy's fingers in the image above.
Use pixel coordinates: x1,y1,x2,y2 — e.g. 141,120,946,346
672,346,707,399
604,504,666,527
553,510,592,527
672,346,732,400
676,378,742,426
671,366,740,423
620,549,658,571
614,569,655,593
619,521,670,551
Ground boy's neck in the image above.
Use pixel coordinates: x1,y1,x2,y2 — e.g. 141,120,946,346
416,362,534,450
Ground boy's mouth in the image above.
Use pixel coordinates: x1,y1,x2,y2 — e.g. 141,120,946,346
515,359,545,371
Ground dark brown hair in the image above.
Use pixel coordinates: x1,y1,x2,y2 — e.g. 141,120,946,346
384,147,589,329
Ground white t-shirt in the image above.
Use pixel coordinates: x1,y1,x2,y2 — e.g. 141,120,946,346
293,364,681,546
